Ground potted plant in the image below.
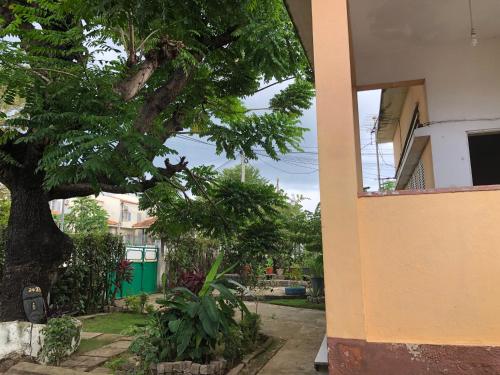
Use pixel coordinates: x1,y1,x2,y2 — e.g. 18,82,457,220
265,258,274,277
306,254,324,297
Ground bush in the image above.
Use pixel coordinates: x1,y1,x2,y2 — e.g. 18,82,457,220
223,326,244,367
124,293,151,314
51,233,126,314
130,254,250,368
39,316,81,365
240,313,261,351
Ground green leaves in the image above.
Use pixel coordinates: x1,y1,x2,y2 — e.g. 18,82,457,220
198,253,223,297
63,197,109,234
0,0,313,200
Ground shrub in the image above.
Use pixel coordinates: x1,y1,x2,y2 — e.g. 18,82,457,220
124,296,140,312
240,313,261,351
223,326,244,367
177,270,205,295
39,316,81,365
130,253,249,367
51,233,126,314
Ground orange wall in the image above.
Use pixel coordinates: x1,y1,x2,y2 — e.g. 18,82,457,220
358,190,500,345
392,85,429,167
312,0,366,340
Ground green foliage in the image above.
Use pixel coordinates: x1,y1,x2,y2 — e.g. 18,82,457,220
125,293,151,314
39,316,81,365
130,254,250,366
303,204,322,254
221,165,268,185
240,312,261,351
51,233,126,314
304,253,324,278
0,186,9,279
222,325,244,366
0,0,313,203
64,197,109,234
380,180,396,192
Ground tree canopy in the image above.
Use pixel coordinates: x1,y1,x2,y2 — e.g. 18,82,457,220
0,0,314,199
64,197,109,234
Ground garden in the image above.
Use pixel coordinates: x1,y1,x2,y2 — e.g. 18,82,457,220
0,166,324,374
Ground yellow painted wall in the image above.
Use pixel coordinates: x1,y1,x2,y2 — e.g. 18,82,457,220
358,190,500,345
312,0,366,340
392,85,429,168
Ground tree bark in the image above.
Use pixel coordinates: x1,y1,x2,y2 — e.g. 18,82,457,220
0,168,73,321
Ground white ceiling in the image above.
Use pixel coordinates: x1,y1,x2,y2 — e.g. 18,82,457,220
349,0,500,55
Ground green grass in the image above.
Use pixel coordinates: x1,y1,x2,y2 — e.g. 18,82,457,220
264,299,325,311
81,312,149,334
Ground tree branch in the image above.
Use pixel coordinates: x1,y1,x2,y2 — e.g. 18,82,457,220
133,68,190,134
48,157,189,200
115,36,185,101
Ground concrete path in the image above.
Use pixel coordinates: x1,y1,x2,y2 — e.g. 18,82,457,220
245,302,327,375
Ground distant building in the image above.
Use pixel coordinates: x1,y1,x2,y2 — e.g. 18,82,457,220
49,193,158,246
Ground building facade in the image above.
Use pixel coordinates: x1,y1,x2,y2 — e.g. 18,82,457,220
50,192,157,245
286,0,500,373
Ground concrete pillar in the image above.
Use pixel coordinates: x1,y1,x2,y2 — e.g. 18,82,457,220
311,0,366,340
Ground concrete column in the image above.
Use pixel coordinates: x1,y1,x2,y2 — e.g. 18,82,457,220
311,0,366,340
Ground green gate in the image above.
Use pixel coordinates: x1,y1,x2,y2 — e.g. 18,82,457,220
117,246,158,298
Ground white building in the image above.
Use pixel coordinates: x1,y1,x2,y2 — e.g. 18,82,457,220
50,193,157,245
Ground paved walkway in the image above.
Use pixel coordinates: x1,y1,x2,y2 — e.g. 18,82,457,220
245,302,327,375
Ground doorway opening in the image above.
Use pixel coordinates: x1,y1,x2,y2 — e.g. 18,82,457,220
468,132,500,186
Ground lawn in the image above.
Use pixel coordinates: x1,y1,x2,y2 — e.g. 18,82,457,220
81,312,149,334
264,299,325,311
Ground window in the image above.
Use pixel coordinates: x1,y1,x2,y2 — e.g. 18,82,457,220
406,160,426,190
121,205,131,222
468,133,500,186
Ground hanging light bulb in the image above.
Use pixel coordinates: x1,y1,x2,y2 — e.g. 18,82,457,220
471,28,479,47
469,0,479,47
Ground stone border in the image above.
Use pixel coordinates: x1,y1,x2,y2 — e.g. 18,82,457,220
154,336,274,375
154,359,227,374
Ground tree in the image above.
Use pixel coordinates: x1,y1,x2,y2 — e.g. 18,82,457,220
303,204,322,254
64,197,109,234
0,1,313,320
222,165,268,185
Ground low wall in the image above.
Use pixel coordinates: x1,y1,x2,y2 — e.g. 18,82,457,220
357,189,500,345
0,320,81,361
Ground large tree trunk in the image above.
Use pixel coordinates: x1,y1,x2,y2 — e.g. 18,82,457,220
0,169,73,322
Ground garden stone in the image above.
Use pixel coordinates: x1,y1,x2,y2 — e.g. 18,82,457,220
190,363,200,374
199,364,210,374
173,361,183,373
156,362,166,374
182,361,192,372
210,361,221,374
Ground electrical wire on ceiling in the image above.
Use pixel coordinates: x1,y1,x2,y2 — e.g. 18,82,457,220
469,0,479,47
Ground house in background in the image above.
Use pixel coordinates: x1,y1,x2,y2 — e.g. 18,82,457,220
378,80,500,191
50,193,158,246
286,0,500,373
